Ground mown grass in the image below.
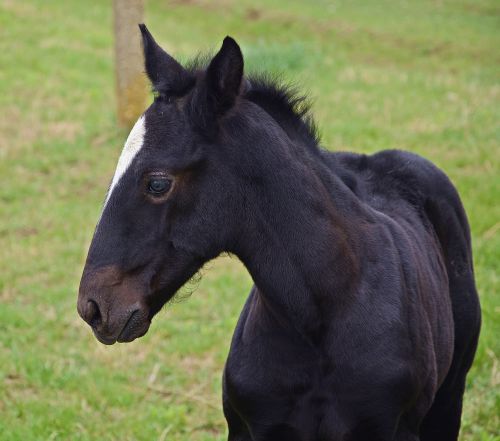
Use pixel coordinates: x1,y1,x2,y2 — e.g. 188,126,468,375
0,0,498,440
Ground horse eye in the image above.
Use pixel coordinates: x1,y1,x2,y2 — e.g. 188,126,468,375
147,177,171,195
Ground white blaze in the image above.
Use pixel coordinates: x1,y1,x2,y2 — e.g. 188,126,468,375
104,115,146,207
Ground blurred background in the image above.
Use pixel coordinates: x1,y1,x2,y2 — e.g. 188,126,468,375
0,1,498,440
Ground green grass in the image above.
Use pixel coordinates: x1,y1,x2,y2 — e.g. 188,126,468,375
0,0,498,439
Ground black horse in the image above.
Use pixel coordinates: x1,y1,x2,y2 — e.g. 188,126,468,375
78,25,481,441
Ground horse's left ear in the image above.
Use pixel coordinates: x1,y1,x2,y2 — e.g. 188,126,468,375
204,36,244,116
138,24,193,95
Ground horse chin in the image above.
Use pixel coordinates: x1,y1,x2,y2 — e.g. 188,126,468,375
116,312,151,343
146,285,181,318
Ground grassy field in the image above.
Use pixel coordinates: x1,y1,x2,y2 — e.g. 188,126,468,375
0,0,498,439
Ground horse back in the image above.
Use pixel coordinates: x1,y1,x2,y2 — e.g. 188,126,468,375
331,148,481,376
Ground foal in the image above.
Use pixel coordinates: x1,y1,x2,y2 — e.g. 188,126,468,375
78,25,481,441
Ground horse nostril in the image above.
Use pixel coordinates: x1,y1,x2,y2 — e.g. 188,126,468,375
86,299,102,328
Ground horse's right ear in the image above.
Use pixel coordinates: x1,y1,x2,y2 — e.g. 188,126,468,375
138,24,193,96
204,36,244,116
189,36,244,138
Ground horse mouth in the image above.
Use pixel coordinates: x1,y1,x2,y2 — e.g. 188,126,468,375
92,309,151,345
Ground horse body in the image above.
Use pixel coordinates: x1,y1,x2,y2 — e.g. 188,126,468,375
77,26,480,441
222,147,477,440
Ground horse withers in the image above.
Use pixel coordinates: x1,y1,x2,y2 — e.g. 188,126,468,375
78,25,481,441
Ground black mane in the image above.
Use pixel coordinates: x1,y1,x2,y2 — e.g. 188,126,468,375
244,75,320,149
184,56,320,149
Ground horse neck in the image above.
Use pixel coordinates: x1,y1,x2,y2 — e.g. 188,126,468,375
232,150,364,339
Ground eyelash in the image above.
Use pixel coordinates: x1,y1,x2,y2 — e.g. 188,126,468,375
154,93,173,104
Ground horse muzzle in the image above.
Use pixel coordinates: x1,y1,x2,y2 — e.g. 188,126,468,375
78,265,151,345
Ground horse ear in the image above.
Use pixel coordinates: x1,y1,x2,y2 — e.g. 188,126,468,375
138,24,192,95
204,36,244,115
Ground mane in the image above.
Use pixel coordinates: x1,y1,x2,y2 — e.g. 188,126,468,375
184,55,320,149
244,74,321,150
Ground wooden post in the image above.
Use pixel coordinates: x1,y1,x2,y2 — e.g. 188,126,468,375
113,0,147,127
